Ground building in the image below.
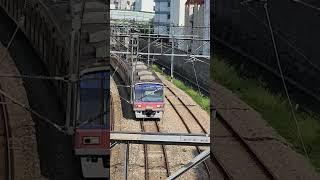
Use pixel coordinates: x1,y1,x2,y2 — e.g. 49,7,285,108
154,0,187,35
134,0,155,12
111,9,155,23
110,0,134,10
184,0,210,56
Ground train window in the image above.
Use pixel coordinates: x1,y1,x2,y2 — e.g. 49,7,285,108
78,71,109,129
134,83,164,102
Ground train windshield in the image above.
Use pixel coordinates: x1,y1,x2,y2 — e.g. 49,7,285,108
134,83,164,102
78,71,109,129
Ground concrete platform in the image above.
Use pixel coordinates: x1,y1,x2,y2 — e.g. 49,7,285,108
212,81,320,180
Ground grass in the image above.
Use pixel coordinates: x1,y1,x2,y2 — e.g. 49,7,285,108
152,65,210,113
212,53,320,172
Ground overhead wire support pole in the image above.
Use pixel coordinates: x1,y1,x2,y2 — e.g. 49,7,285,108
130,34,134,104
170,29,174,82
147,24,151,67
124,142,129,180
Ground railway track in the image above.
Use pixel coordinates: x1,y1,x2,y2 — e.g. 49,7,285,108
112,57,210,178
214,114,278,180
164,80,278,179
164,84,211,178
140,120,170,179
164,82,232,179
0,84,13,180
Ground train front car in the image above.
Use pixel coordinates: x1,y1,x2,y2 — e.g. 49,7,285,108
133,82,164,119
74,66,110,178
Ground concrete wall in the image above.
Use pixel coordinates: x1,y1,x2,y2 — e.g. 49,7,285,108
214,0,320,106
0,0,71,108
0,0,109,117
184,0,210,55
139,39,210,93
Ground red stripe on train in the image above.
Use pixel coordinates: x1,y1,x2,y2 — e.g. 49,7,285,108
75,129,110,149
133,102,165,110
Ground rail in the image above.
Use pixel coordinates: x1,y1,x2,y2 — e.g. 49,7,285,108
0,84,14,180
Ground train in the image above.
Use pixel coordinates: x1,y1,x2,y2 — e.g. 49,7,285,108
132,61,164,119
74,64,110,178
0,0,111,178
111,55,165,119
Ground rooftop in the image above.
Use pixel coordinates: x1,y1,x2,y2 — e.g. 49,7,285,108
185,0,204,5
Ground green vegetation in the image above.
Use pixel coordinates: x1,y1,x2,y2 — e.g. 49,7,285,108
212,53,320,171
152,65,210,113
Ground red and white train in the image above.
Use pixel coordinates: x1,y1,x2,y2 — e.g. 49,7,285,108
74,65,110,178
111,57,165,119
132,62,164,119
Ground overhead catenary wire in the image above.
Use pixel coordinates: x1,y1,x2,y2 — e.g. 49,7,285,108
0,74,111,83
0,22,20,65
264,2,310,160
0,88,65,133
0,74,70,82
292,0,320,11
111,24,210,62
240,0,320,74
0,0,69,135
0,0,27,65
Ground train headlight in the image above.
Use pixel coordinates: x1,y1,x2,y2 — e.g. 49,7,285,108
83,136,100,145
136,104,142,108
156,105,161,108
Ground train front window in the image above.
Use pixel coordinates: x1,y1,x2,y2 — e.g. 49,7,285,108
78,71,109,128
134,84,164,102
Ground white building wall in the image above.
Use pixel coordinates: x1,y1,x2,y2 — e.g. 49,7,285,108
183,0,210,55
154,0,187,35
111,10,155,22
135,0,155,12
203,0,210,56
154,0,170,34
111,0,133,10
171,0,187,26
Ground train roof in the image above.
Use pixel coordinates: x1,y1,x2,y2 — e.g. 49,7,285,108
79,62,110,75
132,61,162,84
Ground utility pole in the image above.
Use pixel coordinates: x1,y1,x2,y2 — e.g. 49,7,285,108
147,24,151,67
130,34,134,104
170,27,174,82
65,30,75,134
130,34,139,103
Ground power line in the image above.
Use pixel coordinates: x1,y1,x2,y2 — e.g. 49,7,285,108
0,25,20,65
0,88,66,134
292,0,320,11
0,74,70,82
240,1,320,73
0,74,111,82
264,2,310,160
0,0,26,65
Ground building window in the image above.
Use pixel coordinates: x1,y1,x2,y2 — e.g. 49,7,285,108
153,6,155,11
167,14,170,19
168,2,170,7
